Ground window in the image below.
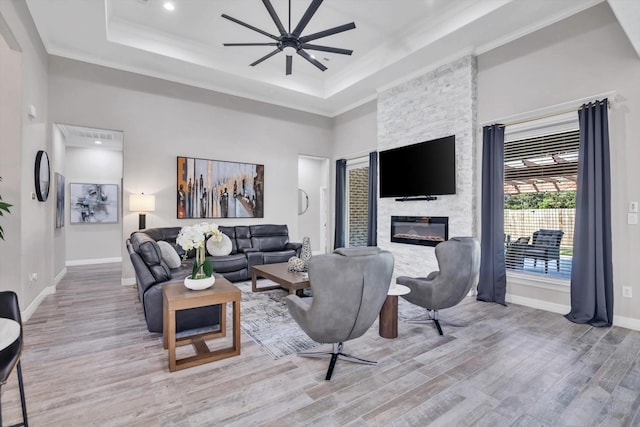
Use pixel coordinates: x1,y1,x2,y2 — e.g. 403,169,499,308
503,128,579,279
346,158,369,247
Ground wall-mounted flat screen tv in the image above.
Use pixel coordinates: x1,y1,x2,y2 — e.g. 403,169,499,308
379,135,456,198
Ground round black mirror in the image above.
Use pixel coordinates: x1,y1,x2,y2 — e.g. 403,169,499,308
34,150,50,202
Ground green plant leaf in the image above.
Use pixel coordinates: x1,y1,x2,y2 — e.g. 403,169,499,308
191,260,199,278
0,201,12,215
190,259,213,279
202,259,213,278
0,176,10,239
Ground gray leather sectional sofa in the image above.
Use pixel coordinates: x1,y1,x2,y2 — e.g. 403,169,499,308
126,224,301,333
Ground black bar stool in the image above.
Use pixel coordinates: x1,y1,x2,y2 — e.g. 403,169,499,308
0,291,28,427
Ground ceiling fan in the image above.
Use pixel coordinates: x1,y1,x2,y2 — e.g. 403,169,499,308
222,0,356,75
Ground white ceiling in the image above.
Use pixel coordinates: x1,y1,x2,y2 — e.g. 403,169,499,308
25,0,634,117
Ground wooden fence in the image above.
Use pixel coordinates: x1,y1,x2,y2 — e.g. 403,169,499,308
504,209,575,248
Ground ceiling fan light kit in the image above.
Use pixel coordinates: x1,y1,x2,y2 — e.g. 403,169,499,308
222,0,355,75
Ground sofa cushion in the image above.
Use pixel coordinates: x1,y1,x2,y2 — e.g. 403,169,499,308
139,227,188,257
157,240,182,269
235,226,252,253
207,233,233,256
141,227,181,243
263,250,297,264
130,232,171,283
250,224,290,251
210,253,248,273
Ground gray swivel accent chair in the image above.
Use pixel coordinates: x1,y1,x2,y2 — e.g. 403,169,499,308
285,247,394,380
396,237,480,336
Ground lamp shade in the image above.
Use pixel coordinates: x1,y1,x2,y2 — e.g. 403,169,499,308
129,193,156,212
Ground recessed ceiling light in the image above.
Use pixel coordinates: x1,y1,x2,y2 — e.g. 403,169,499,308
163,2,175,11
94,140,102,145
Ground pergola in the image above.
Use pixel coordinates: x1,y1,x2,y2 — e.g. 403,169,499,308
503,130,579,195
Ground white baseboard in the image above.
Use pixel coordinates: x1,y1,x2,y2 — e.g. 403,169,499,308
121,277,136,287
54,267,67,286
505,293,570,314
612,315,640,331
22,285,56,322
506,293,640,331
66,257,122,266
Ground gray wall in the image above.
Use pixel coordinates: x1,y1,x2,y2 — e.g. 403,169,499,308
0,0,52,316
46,57,334,283
477,2,640,324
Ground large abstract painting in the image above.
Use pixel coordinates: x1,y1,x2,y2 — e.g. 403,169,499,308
70,183,119,224
177,156,264,219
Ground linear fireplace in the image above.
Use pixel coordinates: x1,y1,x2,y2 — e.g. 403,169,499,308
391,216,449,247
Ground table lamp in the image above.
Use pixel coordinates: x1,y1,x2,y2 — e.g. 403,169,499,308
129,193,155,230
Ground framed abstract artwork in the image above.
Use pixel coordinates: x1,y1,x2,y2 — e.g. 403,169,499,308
55,172,65,228
177,156,264,219
69,183,119,224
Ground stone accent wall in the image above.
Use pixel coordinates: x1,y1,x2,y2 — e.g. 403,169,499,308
377,55,477,279
348,166,369,247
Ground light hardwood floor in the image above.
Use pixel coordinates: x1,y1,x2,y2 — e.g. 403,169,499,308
2,263,640,426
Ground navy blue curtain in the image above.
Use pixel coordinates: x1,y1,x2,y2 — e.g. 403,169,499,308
334,159,347,249
367,152,378,246
565,99,613,327
477,124,507,305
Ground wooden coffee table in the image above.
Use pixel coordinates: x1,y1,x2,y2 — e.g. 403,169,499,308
162,278,240,372
251,262,310,295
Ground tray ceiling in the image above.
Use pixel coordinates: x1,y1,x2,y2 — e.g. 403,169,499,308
26,0,606,117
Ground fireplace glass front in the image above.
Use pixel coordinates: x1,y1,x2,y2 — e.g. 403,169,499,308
391,216,449,247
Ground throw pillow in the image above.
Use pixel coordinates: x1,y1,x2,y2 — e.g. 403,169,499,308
157,240,182,269
207,233,233,256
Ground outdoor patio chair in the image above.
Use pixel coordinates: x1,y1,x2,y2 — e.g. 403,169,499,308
523,229,564,273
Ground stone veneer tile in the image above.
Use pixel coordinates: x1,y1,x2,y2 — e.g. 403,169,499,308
377,55,478,280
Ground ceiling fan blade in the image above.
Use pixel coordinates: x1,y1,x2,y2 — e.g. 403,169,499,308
250,48,281,67
297,49,327,72
299,22,356,43
262,0,287,36
301,43,353,55
286,55,292,75
224,43,279,47
221,14,279,41
292,0,323,38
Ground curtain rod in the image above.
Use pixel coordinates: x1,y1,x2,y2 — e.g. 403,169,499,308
481,91,617,128
498,99,609,128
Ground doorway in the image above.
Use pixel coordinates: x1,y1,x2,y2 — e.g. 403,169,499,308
54,124,124,267
297,155,330,254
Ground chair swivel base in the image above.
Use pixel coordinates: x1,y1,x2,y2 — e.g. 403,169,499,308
296,342,376,380
407,310,467,336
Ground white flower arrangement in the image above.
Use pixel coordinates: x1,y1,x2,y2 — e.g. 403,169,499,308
176,222,223,279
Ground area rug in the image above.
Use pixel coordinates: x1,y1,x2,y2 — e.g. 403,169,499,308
237,280,427,359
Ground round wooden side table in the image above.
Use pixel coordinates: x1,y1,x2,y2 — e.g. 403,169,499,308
379,284,410,339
